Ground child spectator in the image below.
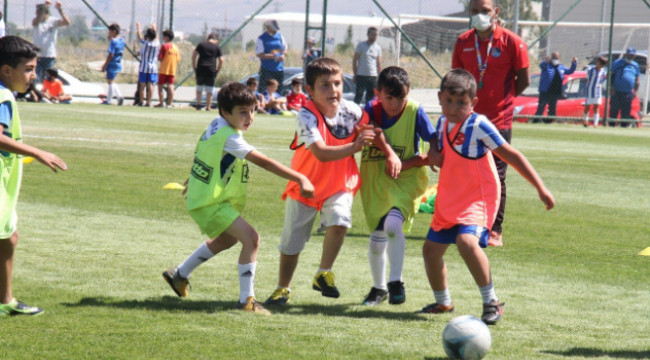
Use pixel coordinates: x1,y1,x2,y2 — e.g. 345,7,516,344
286,77,307,114
135,22,159,107
0,36,67,316
583,56,607,127
41,67,72,103
264,58,393,306
416,69,554,325
246,77,267,113
162,82,314,314
156,29,180,108
192,33,223,111
100,23,124,106
360,66,437,306
261,78,286,115
302,36,321,67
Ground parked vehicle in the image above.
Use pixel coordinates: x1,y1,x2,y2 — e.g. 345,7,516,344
587,51,648,112
36,69,106,102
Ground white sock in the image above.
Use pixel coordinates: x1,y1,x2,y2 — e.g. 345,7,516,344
276,285,290,292
583,113,589,121
433,288,452,306
107,84,114,103
317,268,331,274
479,283,498,304
112,83,122,99
384,209,405,283
593,112,600,126
368,230,388,291
239,262,256,303
177,242,215,278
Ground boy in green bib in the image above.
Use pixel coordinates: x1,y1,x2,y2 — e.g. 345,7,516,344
0,36,68,317
360,66,438,306
163,82,314,314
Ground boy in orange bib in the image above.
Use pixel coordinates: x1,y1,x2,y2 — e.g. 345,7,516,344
416,69,555,325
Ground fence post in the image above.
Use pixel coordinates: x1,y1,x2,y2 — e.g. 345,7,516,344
321,0,327,56
396,15,401,67
603,0,615,126
513,0,520,34
169,0,174,31
3,0,7,35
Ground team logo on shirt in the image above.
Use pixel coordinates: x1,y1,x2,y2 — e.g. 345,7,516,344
241,164,250,183
191,157,213,184
454,133,466,146
491,48,502,58
363,145,406,161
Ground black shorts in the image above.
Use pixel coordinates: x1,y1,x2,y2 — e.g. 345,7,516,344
195,69,217,87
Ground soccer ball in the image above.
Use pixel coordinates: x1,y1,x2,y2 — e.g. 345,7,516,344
442,315,491,360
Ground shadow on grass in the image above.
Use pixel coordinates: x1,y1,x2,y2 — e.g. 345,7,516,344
542,348,650,359
424,357,449,360
64,296,432,322
342,232,425,241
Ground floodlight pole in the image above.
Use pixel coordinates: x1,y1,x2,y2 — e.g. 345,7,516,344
3,1,7,33
170,0,174,30
321,0,328,56
603,0,615,126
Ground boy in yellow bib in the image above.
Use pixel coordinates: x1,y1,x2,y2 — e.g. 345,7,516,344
0,36,68,317
163,82,314,314
360,66,438,306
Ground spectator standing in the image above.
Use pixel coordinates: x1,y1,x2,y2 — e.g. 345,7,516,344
534,52,577,123
32,1,70,82
303,36,321,68
156,29,181,108
451,0,530,247
0,12,5,38
192,32,224,111
101,23,125,106
609,47,640,127
353,27,382,104
135,22,160,107
583,56,607,127
256,20,287,93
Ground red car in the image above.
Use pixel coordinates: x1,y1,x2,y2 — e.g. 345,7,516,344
513,71,642,127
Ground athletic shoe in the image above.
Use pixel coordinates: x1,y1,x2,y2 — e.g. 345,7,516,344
166,105,174,109
361,287,387,306
387,280,406,305
162,267,190,297
154,103,165,108
481,300,505,325
0,298,43,316
237,296,271,315
100,101,110,105
312,271,340,298
487,231,503,247
265,288,291,306
415,302,454,314
117,97,124,106
316,222,327,234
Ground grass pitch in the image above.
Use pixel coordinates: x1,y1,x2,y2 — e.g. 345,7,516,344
1,103,649,359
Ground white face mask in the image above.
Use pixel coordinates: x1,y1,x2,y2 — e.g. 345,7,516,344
551,59,560,66
624,57,633,63
471,13,494,32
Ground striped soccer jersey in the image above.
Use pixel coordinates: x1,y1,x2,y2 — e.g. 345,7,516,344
138,39,160,74
586,66,606,100
436,113,505,159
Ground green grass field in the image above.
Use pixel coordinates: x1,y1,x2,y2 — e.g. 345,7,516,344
1,103,649,359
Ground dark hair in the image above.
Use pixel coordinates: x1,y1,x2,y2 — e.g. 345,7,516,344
207,32,219,41
305,57,342,88
163,29,174,41
217,82,258,117
376,66,409,98
440,69,477,100
266,78,279,87
291,78,302,86
108,23,120,33
0,11,3,21
246,77,258,86
596,56,608,66
0,36,40,69
145,28,157,41
368,27,378,34
46,67,58,78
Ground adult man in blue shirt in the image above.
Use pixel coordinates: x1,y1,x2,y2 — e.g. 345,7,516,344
609,47,640,127
534,52,577,123
256,20,287,93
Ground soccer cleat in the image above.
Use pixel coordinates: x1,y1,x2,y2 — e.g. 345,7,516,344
481,300,505,325
487,231,503,247
237,297,271,315
387,280,406,305
100,101,110,105
312,271,340,298
162,267,190,297
0,298,43,316
416,302,454,314
361,287,387,306
265,288,291,306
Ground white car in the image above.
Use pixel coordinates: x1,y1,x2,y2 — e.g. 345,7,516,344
36,69,106,102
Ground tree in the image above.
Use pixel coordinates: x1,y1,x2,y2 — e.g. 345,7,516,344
335,25,354,54
60,15,91,46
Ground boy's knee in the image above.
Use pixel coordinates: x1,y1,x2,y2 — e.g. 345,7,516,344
369,231,387,255
456,234,479,251
241,229,260,249
326,225,347,237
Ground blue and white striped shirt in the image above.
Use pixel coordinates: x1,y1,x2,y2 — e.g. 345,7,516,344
586,67,606,99
436,113,505,159
138,39,160,74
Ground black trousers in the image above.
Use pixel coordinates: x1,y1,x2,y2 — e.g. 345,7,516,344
354,75,377,104
491,129,512,234
534,91,560,124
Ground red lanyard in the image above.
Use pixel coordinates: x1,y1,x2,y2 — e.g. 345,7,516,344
474,32,493,90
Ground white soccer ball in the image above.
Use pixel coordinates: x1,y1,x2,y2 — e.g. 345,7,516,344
442,315,491,360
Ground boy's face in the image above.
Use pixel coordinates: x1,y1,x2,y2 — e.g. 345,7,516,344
306,72,343,113
247,83,257,92
292,83,302,93
267,84,278,93
438,89,478,124
223,104,256,132
0,57,37,94
374,87,408,118
108,29,117,39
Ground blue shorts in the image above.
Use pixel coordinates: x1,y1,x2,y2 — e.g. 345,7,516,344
106,69,119,80
138,72,158,84
426,225,490,248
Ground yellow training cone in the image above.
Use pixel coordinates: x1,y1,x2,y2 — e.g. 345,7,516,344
163,183,185,190
638,247,650,256
23,157,34,164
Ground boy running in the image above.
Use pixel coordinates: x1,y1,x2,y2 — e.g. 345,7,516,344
360,66,437,306
0,36,67,316
583,56,607,127
264,57,395,305
417,69,554,325
101,23,124,105
163,82,314,314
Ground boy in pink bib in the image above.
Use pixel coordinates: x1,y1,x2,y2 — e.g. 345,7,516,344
417,69,555,325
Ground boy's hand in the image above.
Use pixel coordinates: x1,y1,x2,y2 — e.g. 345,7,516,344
353,124,375,152
35,150,67,173
55,1,62,10
385,153,401,179
298,177,315,199
427,147,442,172
45,0,52,6
572,57,578,63
101,64,106,72
538,188,555,210
136,22,141,29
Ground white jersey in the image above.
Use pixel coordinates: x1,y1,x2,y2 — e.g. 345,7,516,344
586,67,606,100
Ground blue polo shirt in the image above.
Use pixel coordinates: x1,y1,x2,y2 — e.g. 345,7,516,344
611,58,640,93
107,37,125,71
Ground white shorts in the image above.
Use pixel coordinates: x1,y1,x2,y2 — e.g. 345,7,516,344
585,97,602,105
278,191,353,255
